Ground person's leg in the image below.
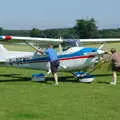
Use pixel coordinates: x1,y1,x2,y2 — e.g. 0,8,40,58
111,71,117,85
113,71,117,84
47,62,51,75
53,72,59,85
50,61,59,85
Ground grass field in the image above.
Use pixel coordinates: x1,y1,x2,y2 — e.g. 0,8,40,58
0,43,120,120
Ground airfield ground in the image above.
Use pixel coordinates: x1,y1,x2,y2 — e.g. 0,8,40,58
0,43,120,120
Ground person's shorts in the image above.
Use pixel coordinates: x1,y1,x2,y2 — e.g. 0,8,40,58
50,60,60,73
112,66,120,72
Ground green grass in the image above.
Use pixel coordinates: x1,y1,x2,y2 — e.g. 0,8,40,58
0,66,120,120
0,43,120,120
4,43,34,52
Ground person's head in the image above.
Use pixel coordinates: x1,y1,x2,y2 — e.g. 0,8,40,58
48,44,53,48
110,48,116,54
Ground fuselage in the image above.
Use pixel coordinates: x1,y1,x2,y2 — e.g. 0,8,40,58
3,47,102,72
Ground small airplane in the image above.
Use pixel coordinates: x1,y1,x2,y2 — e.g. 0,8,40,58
0,35,120,81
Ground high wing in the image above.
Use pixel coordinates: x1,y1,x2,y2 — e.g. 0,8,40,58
65,38,120,43
64,38,120,46
0,36,63,47
1,35,120,47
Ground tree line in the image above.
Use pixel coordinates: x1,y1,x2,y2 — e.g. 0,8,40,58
1,18,120,39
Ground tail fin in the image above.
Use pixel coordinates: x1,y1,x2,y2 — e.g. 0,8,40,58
0,44,8,62
0,44,8,53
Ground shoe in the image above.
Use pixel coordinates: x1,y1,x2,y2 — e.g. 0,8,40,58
110,82,116,85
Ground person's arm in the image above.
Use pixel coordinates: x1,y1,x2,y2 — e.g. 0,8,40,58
38,49,48,55
37,49,44,55
25,42,44,55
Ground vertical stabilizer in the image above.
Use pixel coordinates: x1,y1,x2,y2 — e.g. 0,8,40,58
0,44,8,62
0,44,8,53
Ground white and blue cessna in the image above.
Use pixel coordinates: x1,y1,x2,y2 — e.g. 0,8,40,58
0,36,120,82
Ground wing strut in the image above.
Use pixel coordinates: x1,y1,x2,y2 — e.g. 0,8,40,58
25,42,40,51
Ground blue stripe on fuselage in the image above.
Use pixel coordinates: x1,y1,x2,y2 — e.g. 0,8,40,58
12,47,98,64
58,47,98,59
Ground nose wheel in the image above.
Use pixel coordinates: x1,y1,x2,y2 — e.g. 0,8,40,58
72,72,95,83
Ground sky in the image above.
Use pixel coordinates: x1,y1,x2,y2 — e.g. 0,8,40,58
0,0,120,30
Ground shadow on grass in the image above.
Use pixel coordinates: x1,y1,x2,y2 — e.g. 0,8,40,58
97,81,110,84
0,73,77,83
0,74,21,77
93,73,120,77
92,73,120,84
92,73,112,77
0,73,31,82
0,73,119,84
46,76,77,83
92,73,112,84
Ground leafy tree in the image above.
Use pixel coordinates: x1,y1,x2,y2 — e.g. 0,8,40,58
3,30,30,36
98,29,120,38
30,28,41,37
0,27,3,35
74,18,98,38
